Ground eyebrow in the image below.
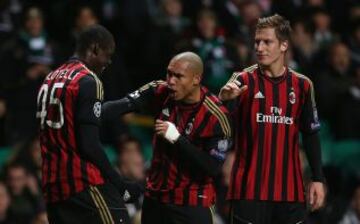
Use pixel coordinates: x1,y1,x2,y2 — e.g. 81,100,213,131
167,69,184,77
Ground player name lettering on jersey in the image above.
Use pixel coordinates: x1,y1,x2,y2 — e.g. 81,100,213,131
46,69,80,81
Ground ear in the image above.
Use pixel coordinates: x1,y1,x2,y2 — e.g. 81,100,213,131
88,43,99,57
193,74,201,85
280,41,288,52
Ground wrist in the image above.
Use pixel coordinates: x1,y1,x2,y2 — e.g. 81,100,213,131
164,121,180,143
311,176,326,184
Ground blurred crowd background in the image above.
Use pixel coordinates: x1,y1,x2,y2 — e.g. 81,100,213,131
0,0,359,223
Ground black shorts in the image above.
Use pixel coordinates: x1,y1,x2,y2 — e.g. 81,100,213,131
47,183,130,224
141,197,215,224
229,200,306,224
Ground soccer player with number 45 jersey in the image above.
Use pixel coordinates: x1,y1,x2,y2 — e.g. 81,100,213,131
36,25,142,224
219,14,326,224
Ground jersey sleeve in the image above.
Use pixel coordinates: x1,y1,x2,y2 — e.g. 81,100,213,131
127,80,168,113
300,79,321,134
76,75,103,126
204,111,232,162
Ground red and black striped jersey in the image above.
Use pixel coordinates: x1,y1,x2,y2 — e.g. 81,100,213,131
36,59,105,203
128,81,232,207
227,64,321,202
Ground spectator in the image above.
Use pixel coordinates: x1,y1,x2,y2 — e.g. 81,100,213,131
0,181,15,224
2,6,55,145
339,185,360,224
291,19,319,76
312,8,336,50
184,8,239,92
148,0,191,76
315,42,353,128
4,162,43,224
348,19,360,65
115,136,145,182
115,136,145,222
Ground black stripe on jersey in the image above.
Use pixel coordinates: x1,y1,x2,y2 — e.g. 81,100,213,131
182,180,193,205
229,75,245,199
282,74,293,200
159,145,170,190
45,149,52,202
55,145,64,200
268,81,280,200
240,73,255,198
198,185,206,206
254,75,266,199
294,77,305,201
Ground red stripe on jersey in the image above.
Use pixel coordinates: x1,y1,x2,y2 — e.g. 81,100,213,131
246,73,260,200
189,183,198,205
294,140,304,201
174,187,184,205
73,156,84,191
232,73,250,199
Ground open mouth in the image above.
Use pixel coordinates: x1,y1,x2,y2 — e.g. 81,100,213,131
167,88,177,97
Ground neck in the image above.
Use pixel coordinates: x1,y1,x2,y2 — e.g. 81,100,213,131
73,54,95,74
182,87,201,104
260,61,286,78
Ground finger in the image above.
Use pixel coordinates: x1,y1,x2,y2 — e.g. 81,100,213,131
228,82,240,90
309,186,315,206
155,130,165,136
315,198,322,210
239,85,248,92
222,85,231,91
317,190,325,209
233,80,241,87
155,119,164,124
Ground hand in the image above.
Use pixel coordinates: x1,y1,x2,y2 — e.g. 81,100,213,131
219,80,247,101
154,119,180,143
307,181,326,211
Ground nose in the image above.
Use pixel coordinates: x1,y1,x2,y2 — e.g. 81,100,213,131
167,75,176,86
256,41,264,52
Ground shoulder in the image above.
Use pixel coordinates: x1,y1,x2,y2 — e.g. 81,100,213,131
204,93,229,114
78,74,104,100
202,95,231,137
228,64,258,84
289,68,314,90
139,80,167,92
243,64,259,73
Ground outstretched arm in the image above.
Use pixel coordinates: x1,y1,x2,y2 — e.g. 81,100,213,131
76,76,143,202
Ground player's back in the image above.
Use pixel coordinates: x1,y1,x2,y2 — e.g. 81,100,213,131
36,59,104,203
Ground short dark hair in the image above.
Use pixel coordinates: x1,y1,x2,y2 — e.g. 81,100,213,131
256,14,292,42
117,135,142,156
75,25,115,56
